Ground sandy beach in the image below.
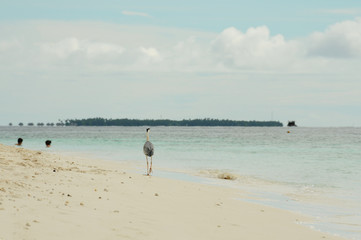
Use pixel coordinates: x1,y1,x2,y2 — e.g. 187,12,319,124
0,144,345,240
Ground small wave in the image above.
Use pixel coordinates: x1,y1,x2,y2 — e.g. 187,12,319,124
197,169,287,185
199,169,237,180
217,172,237,180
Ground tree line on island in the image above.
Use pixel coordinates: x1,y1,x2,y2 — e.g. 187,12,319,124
9,122,63,127
9,118,283,127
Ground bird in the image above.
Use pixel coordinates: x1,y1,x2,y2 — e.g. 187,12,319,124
143,128,154,175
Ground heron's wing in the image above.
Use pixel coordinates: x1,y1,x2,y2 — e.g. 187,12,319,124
143,141,154,156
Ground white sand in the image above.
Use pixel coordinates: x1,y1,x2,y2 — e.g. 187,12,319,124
0,144,345,240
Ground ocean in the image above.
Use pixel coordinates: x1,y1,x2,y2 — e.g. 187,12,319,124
1,126,360,239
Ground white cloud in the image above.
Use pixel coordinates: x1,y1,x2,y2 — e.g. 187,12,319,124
0,39,21,51
41,38,125,59
122,10,150,17
85,42,125,57
1,19,361,72
1,19,361,126
140,47,160,58
210,26,300,70
41,38,80,58
307,17,361,58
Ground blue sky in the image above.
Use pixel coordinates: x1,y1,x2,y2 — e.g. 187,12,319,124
2,0,361,37
1,1,361,126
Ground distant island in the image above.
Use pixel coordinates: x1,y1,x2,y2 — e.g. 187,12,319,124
62,118,283,127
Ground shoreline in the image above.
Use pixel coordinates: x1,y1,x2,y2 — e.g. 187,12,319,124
0,144,345,240
147,167,359,240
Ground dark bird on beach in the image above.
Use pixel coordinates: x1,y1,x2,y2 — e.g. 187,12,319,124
143,128,154,175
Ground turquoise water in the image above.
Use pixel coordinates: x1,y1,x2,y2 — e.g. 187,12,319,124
1,126,360,239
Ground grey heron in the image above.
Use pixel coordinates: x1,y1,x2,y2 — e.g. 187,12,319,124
143,128,154,175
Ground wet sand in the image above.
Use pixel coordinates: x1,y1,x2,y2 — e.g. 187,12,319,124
0,144,345,240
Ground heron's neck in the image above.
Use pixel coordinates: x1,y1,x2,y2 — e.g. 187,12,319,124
146,133,149,141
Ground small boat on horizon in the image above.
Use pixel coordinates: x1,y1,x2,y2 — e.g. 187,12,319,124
287,121,297,127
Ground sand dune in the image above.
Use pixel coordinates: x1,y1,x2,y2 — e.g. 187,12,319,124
0,144,344,240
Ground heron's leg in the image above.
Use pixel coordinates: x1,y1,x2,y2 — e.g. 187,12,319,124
146,156,149,175
149,156,153,174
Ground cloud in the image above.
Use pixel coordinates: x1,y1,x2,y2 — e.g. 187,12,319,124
0,39,21,51
41,38,125,59
209,26,300,70
307,18,361,58
121,10,150,17
1,19,361,127
139,47,161,61
1,19,361,73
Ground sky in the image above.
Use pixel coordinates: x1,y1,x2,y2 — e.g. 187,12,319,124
1,0,361,127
